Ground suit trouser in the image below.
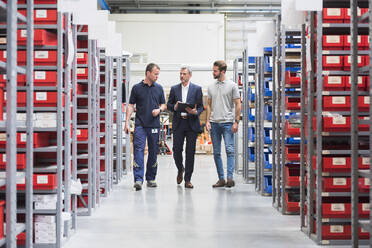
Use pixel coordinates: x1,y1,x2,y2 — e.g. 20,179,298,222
133,125,159,183
173,119,198,182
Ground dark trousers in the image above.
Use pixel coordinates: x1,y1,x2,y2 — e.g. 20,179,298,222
173,119,198,182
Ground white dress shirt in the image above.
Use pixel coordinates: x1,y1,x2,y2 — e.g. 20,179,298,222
181,82,190,117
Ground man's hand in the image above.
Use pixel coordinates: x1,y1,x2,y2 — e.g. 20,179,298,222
185,106,197,115
174,101,180,111
124,122,129,134
206,121,211,132
232,122,239,134
152,108,161,117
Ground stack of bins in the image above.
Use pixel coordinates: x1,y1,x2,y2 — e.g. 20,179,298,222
247,57,256,182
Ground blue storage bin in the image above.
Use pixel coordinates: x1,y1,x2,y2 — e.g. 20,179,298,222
248,57,255,63
285,137,301,145
264,176,272,194
285,112,297,119
286,43,301,49
264,47,273,52
247,87,255,102
248,108,255,122
264,152,272,170
286,67,301,72
264,105,272,121
264,80,273,97
248,147,255,162
264,128,272,145
264,56,273,72
248,127,255,142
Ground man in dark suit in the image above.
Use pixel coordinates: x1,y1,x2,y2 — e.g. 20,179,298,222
167,67,204,188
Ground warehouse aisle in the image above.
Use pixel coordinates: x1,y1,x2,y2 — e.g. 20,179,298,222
65,155,317,248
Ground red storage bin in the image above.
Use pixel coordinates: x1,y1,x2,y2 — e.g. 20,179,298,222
17,29,57,46
343,55,364,70
0,200,4,239
285,121,300,137
322,116,350,132
77,195,88,208
285,147,300,162
18,9,58,25
314,156,370,172
323,8,345,23
322,56,343,70
365,55,370,66
77,68,88,79
285,193,300,213
285,166,300,187
33,174,57,190
0,51,58,66
285,97,301,110
77,40,88,49
17,232,26,246
323,177,368,192
322,203,368,219
344,35,364,49
323,35,344,50
358,96,370,112
323,96,350,111
5,92,62,108
285,72,300,85
344,7,363,22
14,71,57,87
344,75,365,90
77,53,88,64
0,133,49,148
0,153,26,169
323,76,345,91
17,0,57,4
77,129,88,141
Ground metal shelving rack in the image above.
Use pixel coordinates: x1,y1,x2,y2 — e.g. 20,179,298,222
233,57,243,176
123,55,131,176
300,1,371,246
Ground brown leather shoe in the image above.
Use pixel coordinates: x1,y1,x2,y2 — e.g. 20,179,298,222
177,168,184,184
185,181,194,189
226,179,235,188
212,179,226,188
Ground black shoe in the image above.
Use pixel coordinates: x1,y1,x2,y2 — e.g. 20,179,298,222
177,168,184,184
147,180,157,188
134,181,142,191
212,179,226,188
185,181,194,189
225,179,235,188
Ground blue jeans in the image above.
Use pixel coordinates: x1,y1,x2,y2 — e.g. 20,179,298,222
210,122,235,180
133,126,159,183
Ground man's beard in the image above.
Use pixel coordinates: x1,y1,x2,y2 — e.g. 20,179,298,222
213,73,220,79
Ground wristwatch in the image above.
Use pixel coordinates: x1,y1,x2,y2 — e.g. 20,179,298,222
235,119,240,124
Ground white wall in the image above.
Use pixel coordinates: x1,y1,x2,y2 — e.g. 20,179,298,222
109,14,230,91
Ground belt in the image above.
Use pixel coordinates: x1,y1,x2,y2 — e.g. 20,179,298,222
181,116,188,120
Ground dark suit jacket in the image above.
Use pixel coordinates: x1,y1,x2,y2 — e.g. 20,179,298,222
167,82,204,133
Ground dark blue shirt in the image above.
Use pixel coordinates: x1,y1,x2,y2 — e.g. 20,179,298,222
129,80,166,128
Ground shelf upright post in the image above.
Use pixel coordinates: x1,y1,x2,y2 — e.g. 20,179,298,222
71,23,78,230
305,11,316,237
116,56,123,182
87,39,93,213
104,56,110,196
369,0,372,243
25,0,34,247
5,0,18,246
96,45,101,205
64,13,72,238
56,11,64,248
124,56,131,175
233,58,239,174
260,56,265,195
276,16,282,209
350,0,359,246
300,23,306,230
91,40,98,208
255,57,259,191
315,9,323,244
242,51,247,181
272,22,277,204
280,24,286,213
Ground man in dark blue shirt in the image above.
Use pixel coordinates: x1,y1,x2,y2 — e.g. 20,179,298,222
125,63,167,191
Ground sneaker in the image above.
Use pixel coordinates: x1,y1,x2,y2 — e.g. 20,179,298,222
147,180,157,188
225,179,235,188
134,181,142,191
212,179,226,188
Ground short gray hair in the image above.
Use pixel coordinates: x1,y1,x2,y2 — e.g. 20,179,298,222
180,66,192,75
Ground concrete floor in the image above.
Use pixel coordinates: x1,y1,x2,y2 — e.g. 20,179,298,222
65,155,319,248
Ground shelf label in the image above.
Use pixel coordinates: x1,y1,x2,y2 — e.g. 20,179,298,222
252,109,255,115
20,30,27,38
326,56,340,64
2,74,6,80
269,81,273,91
326,35,340,44
332,96,346,105
364,96,370,105
362,203,370,212
3,51,6,59
17,175,25,185
37,175,49,184
333,157,346,166
36,92,47,101
327,8,341,16
0,134,5,141
77,68,86,75
20,133,27,142
34,71,46,80
365,178,370,186
330,225,344,233
358,76,363,85
363,116,369,120
3,92,6,101
333,178,347,186
0,37,6,44
269,154,272,164
36,10,47,19
361,227,368,233
76,129,81,136
35,51,49,59
362,157,370,165
331,203,345,212
327,76,342,85
2,154,5,162
77,53,85,59
332,116,346,125
269,130,272,139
